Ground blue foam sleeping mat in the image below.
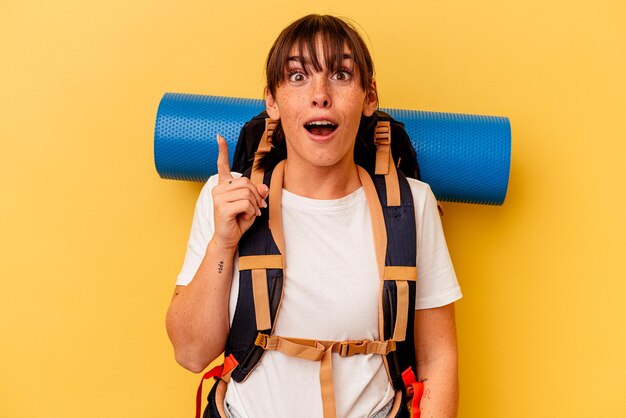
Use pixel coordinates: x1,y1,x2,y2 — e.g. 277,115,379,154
154,93,511,205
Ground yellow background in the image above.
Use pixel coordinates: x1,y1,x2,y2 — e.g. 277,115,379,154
1,0,625,417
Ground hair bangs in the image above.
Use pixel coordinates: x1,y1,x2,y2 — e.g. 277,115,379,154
266,15,374,96
295,29,347,75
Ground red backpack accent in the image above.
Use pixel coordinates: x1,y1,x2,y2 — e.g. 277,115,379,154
402,367,425,418
195,354,239,418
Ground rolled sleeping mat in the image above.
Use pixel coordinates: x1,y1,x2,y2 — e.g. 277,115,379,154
154,93,511,205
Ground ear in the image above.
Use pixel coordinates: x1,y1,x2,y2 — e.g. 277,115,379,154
362,80,378,117
265,86,280,120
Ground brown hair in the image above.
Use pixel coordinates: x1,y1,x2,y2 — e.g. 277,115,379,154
265,15,375,96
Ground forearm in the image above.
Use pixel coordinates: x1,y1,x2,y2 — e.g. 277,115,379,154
166,239,236,372
413,304,459,417
417,352,459,418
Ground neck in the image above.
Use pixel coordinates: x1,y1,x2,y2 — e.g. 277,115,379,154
282,159,361,199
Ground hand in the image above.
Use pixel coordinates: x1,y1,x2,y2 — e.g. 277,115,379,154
210,134,269,251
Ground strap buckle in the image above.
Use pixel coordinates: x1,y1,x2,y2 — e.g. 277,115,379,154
386,339,397,354
338,340,368,356
254,333,269,349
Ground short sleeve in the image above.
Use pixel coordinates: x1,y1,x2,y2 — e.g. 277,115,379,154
409,179,462,309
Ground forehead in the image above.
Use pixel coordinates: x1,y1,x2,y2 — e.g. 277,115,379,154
285,34,354,70
288,35,351,55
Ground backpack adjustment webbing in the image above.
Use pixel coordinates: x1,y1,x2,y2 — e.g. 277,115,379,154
238,255,284,331
374,121,401,207
384,266,417,343
253,333,397,418
250,118,278,185
254,333,396,359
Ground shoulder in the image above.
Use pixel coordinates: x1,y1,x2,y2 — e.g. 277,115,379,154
405,177,437,212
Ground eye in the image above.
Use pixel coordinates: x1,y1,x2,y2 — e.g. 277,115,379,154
331,70,352,81
288,71,306,82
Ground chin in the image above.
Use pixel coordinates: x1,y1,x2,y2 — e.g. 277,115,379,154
311,152,352,168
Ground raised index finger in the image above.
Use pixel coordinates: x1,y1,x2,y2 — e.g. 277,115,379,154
216,134,233,182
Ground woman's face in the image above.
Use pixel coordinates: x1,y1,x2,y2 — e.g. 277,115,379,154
265,37,377,172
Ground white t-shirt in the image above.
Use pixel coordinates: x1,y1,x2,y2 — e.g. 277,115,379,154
177,173,462,418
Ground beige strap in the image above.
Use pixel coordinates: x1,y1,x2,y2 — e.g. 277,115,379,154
250,118,277,185
374,122,391,175
268,160,286,256
214,380,228,417
388,390,403,417
373,121,401,207
238,254,284,271
356,166,391,385
383,266,417,281
392,280,409,342
251,269,272,330
243,162,287,334
240,256,283,331
255,333,396,418
357,166,387,282
321,340,395,418
320,342,339,418
256,334,326,360
255,334,395,358
383,266,417,342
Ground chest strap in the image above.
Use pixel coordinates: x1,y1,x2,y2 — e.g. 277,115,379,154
254,333,396,418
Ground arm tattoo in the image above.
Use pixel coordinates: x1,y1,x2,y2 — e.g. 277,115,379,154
423,388,432,400
419,378,431,400
218,260,224,273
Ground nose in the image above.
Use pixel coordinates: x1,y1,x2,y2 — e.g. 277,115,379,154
310,76,331,108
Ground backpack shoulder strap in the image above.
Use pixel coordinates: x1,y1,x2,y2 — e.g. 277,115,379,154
370,121,419,390
226,157,286,383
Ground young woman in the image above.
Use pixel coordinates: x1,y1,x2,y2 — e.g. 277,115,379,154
166,14,461,418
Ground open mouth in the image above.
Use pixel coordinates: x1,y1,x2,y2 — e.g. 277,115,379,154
304,121,338,137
